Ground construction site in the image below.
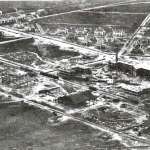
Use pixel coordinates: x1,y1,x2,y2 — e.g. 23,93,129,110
0,0,150,150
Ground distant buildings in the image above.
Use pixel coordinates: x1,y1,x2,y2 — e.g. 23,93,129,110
56,27,68,35
94,27,106,38
112,29,126,37
0,13,26,25
49,26,127,49
75,27,87,36
53,26,127,40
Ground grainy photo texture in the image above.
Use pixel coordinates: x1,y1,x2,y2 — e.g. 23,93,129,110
0,0,150,150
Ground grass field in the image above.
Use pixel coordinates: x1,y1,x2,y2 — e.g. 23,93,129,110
89,2,150,13
34,11,147,33
0,103,124,150
0,0,137,14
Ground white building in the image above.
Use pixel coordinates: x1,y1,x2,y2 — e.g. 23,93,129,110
56,27,68,35
105,33,115,42
0,14,26,25
112,29,126,37
94,27,106,38
75,27,87,36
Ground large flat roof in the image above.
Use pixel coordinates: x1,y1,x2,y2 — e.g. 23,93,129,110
113,56,150,70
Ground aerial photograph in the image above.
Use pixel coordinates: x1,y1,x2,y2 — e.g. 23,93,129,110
0,0,150,149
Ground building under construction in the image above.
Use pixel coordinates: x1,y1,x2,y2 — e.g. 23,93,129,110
108,59,150,79
0,65,38,89
58,66,92,81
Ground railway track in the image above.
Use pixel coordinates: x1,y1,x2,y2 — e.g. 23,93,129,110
96,88,146,117
23,98,150,146
0,56,87,91
0,31,149,146
98,88,140,103
0,57,39,72
1,85,149,146
0,26,99,55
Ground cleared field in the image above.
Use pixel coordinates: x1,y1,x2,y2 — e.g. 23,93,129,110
0,103,124,150
34,11,147,33
89,2,150,13
0,0,137,14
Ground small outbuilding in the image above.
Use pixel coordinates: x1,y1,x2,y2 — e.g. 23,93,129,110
56,90,96,107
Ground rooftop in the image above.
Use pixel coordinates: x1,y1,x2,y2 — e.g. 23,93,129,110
120,81,150,93
59,90,96,105
116,56,150,70
0,12,25,20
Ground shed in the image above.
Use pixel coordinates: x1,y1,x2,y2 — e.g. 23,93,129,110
57,90,96,107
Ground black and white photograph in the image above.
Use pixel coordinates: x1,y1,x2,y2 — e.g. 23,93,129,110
0,0,150,149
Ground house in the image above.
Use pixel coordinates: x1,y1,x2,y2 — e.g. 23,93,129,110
94,27,106,38
56,27,68,35
112,29,126,37
75,27,87,36
85,32,94,40
105,33,115,43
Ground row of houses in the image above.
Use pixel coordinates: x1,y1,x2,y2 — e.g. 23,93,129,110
55,27,126,38
52,27,127,47
0,13,26,25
